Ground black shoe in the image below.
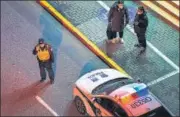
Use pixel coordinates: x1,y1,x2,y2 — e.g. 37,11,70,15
134,44,141,48
40,79,45,82
50,80,54,84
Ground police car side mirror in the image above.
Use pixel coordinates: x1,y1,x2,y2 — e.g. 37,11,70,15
92,97,101,104
91,98,96,104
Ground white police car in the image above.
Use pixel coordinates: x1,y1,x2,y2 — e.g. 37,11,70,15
73,68,172,117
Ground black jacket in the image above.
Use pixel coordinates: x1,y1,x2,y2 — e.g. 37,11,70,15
32,43,54,63
133,12,148,34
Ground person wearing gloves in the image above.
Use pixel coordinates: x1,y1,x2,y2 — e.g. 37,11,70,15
33,38,55,84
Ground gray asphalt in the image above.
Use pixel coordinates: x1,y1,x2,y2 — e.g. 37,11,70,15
1,1,108,116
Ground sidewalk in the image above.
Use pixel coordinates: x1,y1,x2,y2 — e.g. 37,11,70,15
49,1,179,65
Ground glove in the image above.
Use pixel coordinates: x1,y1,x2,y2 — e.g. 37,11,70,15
32,49,37,55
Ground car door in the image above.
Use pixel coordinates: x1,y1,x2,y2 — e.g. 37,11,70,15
112,103,128,117
93,97,128,117
93,97,116,116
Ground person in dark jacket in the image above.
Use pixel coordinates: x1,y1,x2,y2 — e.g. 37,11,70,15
134,6,148,53
33,38,55,84
107,0,129,44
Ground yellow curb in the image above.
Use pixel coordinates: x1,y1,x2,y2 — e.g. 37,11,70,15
38,0,129,76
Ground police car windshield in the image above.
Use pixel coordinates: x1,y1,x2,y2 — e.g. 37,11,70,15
92,78,134,95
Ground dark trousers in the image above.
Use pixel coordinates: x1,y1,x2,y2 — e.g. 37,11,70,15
106,30,124,40
118,31,124,38
39,61,54,81
137,33,146,48
106,30,116,40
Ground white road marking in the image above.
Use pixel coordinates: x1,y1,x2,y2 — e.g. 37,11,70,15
97,1,110,10
36,96,59,116
147,70,179,86
147,42,179,71
96,0,179,71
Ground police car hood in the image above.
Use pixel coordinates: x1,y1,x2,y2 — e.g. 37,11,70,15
76,68,130,93
109,83,162,116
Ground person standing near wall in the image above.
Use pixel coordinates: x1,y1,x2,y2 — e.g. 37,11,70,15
108,0,129,44
33,38,55,84
133,6,148,53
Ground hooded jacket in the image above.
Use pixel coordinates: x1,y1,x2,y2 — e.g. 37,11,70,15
133,11,148,34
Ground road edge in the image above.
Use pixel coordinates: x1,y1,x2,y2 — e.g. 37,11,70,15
37,0,129,76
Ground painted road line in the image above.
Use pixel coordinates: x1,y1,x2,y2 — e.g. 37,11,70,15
147,42,179,71
147,70,179,86
97,1,179,72
172,1,179,6
140,1,179,28
36,96,59,116
155,1,179,18
38,0,129,76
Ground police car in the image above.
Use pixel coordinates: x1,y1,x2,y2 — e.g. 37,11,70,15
73,68,172,117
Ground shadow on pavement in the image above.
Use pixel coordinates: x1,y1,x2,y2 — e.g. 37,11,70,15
97,40,125,58
98,40,147,60
1,81,50,116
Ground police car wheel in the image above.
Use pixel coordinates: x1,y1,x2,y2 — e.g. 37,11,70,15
74,96,86,115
